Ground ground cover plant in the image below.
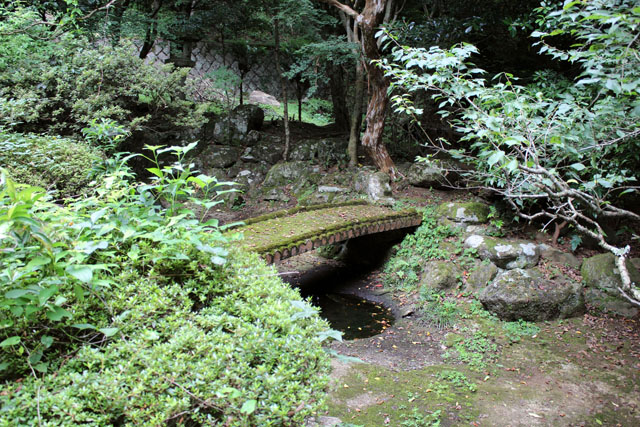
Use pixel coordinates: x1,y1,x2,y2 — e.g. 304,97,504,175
0,145,333,425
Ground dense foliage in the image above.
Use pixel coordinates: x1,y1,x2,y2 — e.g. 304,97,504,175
0,146,332,425
0,128,103,198
0,7,204,149
381,0,640,304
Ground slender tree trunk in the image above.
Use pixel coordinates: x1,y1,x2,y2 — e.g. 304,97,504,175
139,0,162,59
329,64,350,131
348,60,365,167
274,20,290,161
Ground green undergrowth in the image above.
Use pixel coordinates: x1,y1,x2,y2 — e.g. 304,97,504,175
0,128,104,198
261,98,333,126
383,207,458,291
0,145,333,425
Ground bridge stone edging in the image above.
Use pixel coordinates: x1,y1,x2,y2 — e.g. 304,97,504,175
261,213,422,264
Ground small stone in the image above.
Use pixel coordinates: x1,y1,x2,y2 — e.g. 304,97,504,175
436,202,491,224
464,235,540,269
419,260,463,290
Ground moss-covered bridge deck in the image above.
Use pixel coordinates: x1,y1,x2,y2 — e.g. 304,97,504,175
230,201,422,264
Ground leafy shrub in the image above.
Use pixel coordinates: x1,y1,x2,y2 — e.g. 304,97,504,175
0,128,103,198
0,146,331,425
503,319,540,343
0,7,204,146
418,289,462,329
383,207,457,290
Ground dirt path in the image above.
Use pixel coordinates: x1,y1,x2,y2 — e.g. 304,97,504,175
281,252,640,427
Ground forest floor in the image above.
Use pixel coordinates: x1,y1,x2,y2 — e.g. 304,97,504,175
280,251,640,427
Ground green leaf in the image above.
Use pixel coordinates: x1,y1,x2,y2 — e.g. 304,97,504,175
5,289,31,299
99,327,119,337
25,256,51,271
72,323,96,330
487,150,505,167
40,335,54,348
66,265,93,283
38,285,58,306
46,307,72,321
570,163,586,171
147,167,164,178
240,399,257,415
0,336,20,347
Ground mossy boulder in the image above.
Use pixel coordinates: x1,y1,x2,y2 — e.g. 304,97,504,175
240,135,284,164
464,235,540,269
353,169,392,201
538,244,582,269
480,268,585,321
195,145,241,169
436,202,490,224
290,137,349,165
213,105,264,146
419,260,463,290
581,253,640,317
406,157,464,189
263,161,319,188
464,260,499,293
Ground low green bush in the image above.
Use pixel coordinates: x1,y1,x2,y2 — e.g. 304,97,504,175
0,128,103,198
383,207,457,290
0,145,331,425
0,7,204,149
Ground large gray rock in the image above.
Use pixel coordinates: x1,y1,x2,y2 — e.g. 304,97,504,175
406,157,465,189
480,268,585,321
353,169,392,201
213,105,264,146
290,138,349,164
464,260,499,292
464,235,540,269
262,161,320,192
581,253,640,318
538,244,582,269
195,145,240,169
419,260,463,290
240,135,284,164
249,90,280,106
436,202,490,224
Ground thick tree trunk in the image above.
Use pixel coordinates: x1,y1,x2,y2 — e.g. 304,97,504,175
359,0,396,177
274,20,291,161
320,0,397,177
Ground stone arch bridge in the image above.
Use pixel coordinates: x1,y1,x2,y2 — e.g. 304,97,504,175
228,201,422,264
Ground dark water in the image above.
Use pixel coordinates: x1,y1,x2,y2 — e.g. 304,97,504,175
309,293,394,340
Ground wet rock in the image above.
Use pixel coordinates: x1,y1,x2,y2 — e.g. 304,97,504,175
538,244,582,269
436,202,490,224
290,138,349,164
406,157,465,189
419,260,463,290
249,90,280,106
195,145,240,169
480,268,585,321
213,105,264,146
581,253,640,318
464,260,499,292
353,169,392,201
464,235,540,269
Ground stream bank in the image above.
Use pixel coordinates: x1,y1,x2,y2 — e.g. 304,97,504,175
279,251,640,427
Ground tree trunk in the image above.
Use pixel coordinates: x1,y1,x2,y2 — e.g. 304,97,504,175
139,0,162,59
329,64,350,131
320,0,397,177
359,0,396,177
348,60,365,167
274,20,291,161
